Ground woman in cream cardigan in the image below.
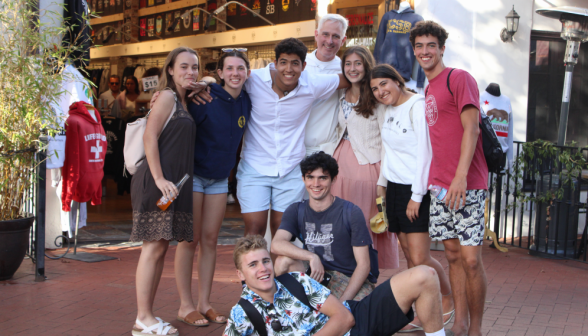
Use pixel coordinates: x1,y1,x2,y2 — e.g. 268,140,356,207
331,45,399,271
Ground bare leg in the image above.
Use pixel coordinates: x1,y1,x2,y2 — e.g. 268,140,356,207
405,232,454,311
461,245,486,336
269,210,284,237
444,238,468,336
389,265,443,333
196,193,228,322
175,192,207,325
274,256,306,276
243,210,269,236
136,239,176,333
397,232,415,269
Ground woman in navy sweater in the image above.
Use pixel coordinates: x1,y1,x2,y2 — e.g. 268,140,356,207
175,50,252,327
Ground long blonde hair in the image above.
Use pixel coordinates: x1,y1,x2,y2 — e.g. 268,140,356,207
157,47,199,99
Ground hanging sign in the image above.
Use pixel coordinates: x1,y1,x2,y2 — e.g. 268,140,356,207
142,76,159,91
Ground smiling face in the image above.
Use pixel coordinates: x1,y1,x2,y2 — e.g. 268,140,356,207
413,34,445,74
273,53,305,90
315,20,346,62
237,248,275,294
168,51,199,89
343,53,365,84
370,77,404,106
218,56,250,91
304,168,335,202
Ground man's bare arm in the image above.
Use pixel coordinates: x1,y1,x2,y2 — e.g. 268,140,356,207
314,295,355,336
445,105,480,210
271,229,325,282
336,73,351,90
338,246,370,302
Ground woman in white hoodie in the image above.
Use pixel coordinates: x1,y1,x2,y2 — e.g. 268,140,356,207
370,64,454,331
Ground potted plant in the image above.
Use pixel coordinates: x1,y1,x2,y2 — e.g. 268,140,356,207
0,0,91,280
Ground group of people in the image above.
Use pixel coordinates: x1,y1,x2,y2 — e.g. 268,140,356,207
128,13,489,336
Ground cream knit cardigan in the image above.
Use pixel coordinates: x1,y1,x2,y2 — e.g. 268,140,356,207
335,92,386,165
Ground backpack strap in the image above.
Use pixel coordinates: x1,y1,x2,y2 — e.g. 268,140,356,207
296,201,306,242
340,200,354,234
238,298,268,336
276,273,313,309
446,68,455,97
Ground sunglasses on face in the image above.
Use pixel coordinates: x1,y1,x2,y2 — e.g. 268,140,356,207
222,47,247,53
110,82,120,85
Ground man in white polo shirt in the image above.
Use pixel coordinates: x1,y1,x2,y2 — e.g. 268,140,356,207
237,38,349,238
304,14,348,156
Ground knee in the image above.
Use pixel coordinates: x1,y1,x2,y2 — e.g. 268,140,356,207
143,242,169,259
200,235,218,250
444,246,461,264
461,255,483,275
274,256,295,276
409,251,428,266
411,265,439,289
180,240,198,252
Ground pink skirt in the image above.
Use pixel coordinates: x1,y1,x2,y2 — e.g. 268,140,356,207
331,139,400,269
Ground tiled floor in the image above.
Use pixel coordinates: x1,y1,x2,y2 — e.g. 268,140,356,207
2,240,588,336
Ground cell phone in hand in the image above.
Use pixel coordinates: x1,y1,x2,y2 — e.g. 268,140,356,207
306,266,332,287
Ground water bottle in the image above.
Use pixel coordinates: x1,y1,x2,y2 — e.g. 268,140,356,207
429,184,448,201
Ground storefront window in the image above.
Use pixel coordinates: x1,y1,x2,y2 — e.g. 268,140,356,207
527,32,588,147
338,6,379,52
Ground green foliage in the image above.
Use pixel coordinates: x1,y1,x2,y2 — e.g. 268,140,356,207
506,139,588,210
0,0,91,220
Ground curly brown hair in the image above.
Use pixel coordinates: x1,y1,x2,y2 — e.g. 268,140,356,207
409,20,449,48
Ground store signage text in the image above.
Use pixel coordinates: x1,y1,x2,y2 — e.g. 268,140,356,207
346,13,374,27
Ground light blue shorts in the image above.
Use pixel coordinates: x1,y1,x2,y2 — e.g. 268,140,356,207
236,160,305,213
192,174,229,195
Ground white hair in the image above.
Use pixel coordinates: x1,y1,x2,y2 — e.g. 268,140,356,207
317,14,349,36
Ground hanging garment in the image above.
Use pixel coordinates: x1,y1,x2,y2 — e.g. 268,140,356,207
374,8,426,88
63,0,91,67
99,68,110,95
61,102,106,211
134,65,146,91
122,66,137,86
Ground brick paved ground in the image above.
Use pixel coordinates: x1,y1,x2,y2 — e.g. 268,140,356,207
1,241,588,336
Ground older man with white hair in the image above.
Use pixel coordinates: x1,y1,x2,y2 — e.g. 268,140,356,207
304,14,348,156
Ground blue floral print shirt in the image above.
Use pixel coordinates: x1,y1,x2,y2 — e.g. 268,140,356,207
224,272,352,336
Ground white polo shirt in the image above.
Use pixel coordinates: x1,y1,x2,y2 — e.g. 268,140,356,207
304,50,342,156
242,62,339,177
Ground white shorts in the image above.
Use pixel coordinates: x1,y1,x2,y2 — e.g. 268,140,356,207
236,160,305,213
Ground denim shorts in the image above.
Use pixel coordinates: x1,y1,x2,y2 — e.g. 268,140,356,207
192,174,229,195
236,160,305,213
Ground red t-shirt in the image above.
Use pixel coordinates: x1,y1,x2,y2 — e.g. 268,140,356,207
425,67,488,190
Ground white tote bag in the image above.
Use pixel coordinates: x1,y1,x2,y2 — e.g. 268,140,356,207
124,90,176,175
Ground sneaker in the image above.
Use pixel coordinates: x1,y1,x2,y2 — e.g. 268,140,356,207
227,194,236,204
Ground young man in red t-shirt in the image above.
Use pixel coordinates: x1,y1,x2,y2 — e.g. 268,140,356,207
410,21,488,336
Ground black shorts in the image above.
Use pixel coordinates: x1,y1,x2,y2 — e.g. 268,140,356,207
386,181,430,233
347,279,414,336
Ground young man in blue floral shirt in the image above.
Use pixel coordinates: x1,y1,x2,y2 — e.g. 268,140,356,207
224,235,451,336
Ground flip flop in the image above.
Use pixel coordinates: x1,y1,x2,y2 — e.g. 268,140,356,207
397,322,424,333
177,311,210,327
443,309,456,326
204,308,227,324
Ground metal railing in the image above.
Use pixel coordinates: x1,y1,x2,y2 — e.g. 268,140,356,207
487,141,588,262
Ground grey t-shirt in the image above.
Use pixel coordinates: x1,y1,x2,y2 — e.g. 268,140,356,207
279,198,373,279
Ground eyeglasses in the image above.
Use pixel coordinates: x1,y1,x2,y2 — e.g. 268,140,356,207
268,304,285,333
222,47,247,53
110,82,120,85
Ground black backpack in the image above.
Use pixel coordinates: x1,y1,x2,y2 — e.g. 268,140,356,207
296,200,379,283
426,68,505,173
238,273,314,336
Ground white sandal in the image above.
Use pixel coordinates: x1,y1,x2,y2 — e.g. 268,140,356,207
132,317,179,336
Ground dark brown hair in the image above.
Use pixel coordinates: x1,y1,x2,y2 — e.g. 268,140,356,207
157,47,199,99
217,50,250,86
341,46,376,118
365,64,408,110
409,20,449,48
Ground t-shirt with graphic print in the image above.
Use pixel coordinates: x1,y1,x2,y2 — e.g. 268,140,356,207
424,67,488,191
279,197,373,279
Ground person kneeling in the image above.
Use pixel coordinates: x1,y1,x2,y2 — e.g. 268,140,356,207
225,235,451,336
272,151,376,302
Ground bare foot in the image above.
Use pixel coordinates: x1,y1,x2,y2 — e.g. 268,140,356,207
178,306,208,326
198,304,227,323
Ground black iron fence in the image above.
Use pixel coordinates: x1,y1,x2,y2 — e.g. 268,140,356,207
487,141,588,261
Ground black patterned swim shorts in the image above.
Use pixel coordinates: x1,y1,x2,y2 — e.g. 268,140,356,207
429,189,486,246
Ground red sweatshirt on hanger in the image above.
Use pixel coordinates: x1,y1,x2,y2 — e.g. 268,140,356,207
61,101,106,211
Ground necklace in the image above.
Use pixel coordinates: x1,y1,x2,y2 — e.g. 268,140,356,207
271,72,291,97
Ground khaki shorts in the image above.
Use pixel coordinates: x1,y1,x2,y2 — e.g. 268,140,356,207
326,270,375,301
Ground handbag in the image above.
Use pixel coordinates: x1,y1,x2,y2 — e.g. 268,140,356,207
123,89,177,175
370,196,388,234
